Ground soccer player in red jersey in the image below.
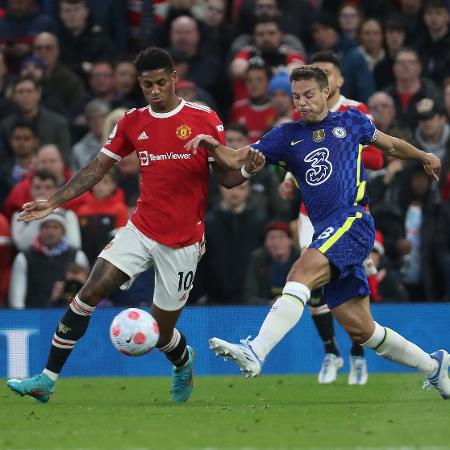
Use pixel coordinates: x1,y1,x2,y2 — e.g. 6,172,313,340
281,52,385,385
6,47,263,403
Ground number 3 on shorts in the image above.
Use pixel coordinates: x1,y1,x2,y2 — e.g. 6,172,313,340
318,227,334,240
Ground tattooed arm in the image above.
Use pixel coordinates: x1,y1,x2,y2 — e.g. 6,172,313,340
18,153,116,222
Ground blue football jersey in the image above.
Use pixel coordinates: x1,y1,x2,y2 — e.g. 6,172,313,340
251,108,378,227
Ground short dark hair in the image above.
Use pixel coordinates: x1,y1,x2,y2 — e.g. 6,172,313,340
12,75,41,91
32,169,58,185
10,121,38,135
226,123,249,137
253,16,283,32
59,0,88,6
247,57,272,80
311,51,341,71
134,47,174,75
423,0,448,12
290,65,329,90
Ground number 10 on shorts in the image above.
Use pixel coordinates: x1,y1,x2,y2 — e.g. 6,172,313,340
177,271,194,291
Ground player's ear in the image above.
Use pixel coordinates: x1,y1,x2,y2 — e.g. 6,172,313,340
337,74,344,89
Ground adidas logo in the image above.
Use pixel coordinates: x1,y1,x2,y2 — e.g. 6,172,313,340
137,131,149,140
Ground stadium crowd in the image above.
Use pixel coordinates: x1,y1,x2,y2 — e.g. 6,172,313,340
0,0,449,308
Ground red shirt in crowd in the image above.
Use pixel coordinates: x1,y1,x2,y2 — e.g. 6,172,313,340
102,99,225,248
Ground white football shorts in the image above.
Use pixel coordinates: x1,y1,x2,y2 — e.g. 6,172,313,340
98,221,202,311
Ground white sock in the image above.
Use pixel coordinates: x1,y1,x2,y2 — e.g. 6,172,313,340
362,322,438,375
250,281,310,360
42,368,59,382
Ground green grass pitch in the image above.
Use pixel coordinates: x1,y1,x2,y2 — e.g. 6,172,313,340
1,374,449,450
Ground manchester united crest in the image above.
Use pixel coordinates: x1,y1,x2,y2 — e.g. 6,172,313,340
176,124,192,140
312,129,325,143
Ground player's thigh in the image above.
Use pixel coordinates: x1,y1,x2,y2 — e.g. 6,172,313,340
287,248,332,290
151,240,200,312
97,221,155,291
78,258,130,306
331,296,375,343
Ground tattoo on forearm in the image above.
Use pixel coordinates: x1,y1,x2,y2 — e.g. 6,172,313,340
53,159,104,206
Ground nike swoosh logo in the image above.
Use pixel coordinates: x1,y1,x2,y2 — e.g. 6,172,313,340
126,335,133,343
291,139,304,146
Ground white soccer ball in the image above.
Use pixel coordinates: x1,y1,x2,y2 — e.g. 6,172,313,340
110,308,160,356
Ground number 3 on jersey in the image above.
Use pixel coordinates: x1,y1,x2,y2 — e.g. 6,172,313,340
304,147,333,186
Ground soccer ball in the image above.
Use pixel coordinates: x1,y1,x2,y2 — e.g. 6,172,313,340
110,308,160,356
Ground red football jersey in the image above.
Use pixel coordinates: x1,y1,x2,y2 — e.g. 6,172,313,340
102,99,225,248
230,98,277,142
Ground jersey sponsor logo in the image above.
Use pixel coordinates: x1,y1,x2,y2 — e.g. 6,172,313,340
137,131,149,140
332,127,346,139
290,139,304,146
304,147,333,186
216,124,224,132
176,124,192,140
138,150,192,166
312,129,325,143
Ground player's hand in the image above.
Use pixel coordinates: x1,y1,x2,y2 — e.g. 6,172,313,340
17,199,56,223
421,152,440,181
278,179,295,199
244,148,265,175
185,134,220,155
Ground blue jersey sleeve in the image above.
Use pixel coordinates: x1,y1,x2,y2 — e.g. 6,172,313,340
250,125,288,166
347,108,378,145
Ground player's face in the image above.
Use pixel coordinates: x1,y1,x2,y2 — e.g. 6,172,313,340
138,69,177,112
312,61,343,98
291,78,329,123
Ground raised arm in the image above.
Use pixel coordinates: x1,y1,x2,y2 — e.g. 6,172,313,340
18,152,116,222
372,130,441,181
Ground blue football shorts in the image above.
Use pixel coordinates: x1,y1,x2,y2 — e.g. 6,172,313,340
309,209,375,309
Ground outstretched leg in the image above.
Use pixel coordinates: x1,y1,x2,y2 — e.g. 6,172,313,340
7,258,129,402
332,297,450,399
210,249,331,377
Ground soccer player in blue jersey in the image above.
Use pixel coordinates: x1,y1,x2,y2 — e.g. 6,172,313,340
186,65,450,399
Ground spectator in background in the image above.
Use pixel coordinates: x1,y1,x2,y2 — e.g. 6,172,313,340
200,0,233,61
375,16,408,90
368,91,414,140
169,15,224,104
0,121,39,205
310,11,375,102
193,181,265,305
245,221,299,304
32,32,86,116
51,262,89,307
444,77,450,120
11,170,81,251
175,79,216,108
77,168,129,265
3,144,88,218
0,76,71,162
112,58,145,110
393,0,426,46
86,60,115,106
358,18,388,90
414,98,450,163
72,99,109,172
384,47,441,132
8,210,89,308
338,4,363,42
20,54,66,114
57,0,115,83
0,212,13,306
268,70,294,125
417,0,450,85
230,59,276,142
230,16,305,102
0,49,15,121
0,0,55,71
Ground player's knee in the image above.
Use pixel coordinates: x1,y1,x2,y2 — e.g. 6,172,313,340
345,325,373,344
77,283,103,307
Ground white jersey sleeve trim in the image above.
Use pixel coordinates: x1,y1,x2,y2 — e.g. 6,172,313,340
101,147,122,161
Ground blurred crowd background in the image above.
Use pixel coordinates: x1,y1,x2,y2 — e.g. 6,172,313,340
0,0,449,309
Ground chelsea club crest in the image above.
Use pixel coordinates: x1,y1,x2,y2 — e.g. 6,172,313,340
332,127,347,138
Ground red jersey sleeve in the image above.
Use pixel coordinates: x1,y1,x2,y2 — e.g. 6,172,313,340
101,113,134,161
